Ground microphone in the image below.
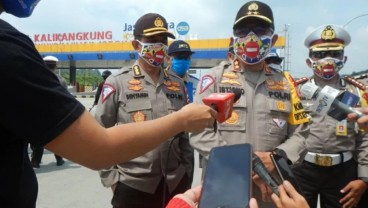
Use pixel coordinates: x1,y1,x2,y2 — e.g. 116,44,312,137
202,88,242,123
300,82,363,121
252,154,280,196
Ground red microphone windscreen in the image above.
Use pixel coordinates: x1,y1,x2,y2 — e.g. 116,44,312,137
202,93,235,123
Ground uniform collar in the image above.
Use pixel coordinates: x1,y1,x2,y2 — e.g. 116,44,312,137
132,60,168,86
312,74,342,89
165,66,189,82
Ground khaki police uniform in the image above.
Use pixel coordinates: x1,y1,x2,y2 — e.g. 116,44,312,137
294,76,368,207
190,60,309,208
292,24,368,208
94,61,193,197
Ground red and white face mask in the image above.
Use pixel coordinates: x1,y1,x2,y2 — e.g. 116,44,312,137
137,40,167,67
233,32,274,65
308,57,345,80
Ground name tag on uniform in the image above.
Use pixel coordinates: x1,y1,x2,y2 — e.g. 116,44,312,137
336,120,347,136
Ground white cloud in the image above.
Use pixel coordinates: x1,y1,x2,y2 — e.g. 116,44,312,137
2,0,368,77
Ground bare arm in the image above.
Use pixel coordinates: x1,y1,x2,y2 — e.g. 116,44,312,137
45,103,216,170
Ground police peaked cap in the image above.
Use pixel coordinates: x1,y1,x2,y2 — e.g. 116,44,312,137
133,13,175,39
233,1,274,30
304,24,351,51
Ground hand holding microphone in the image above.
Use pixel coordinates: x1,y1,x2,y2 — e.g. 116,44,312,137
300,82,363,121
202,88,242,131
252,154,280,198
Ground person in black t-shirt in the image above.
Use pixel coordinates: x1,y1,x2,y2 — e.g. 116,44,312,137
0,1,216,207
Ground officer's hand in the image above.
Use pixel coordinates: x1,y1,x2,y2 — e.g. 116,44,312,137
177,103,217,133
253,174,273,202
340,179,368,208
347,108,368,131
271,180,309,208
254,151,275,173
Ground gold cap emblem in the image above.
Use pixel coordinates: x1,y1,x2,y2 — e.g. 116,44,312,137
154,17,164,27
247,3,259,15
321,25,336,41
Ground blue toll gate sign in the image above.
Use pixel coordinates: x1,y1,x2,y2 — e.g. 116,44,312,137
176,21,190,36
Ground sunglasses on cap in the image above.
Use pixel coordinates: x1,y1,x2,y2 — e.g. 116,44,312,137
310,50,344,59
234,26,274,37
172,53,192,60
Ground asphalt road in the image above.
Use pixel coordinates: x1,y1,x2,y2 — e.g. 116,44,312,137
34,97,203,208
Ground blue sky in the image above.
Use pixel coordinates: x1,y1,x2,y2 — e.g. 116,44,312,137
2,0,368,78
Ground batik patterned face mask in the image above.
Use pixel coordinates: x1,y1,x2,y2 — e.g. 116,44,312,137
137,40,167,67
233,32,274,65
308,57,344,80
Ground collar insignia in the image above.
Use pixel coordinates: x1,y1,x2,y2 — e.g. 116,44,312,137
233,59,242,71
133,65,144,78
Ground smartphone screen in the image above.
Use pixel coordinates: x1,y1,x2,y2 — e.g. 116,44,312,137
199,143,252,208
270,153,303,195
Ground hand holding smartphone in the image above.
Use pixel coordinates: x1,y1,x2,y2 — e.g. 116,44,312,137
270,152,303,195
199,144,252,208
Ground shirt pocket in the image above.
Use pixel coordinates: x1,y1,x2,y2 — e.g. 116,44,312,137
123,99,153,123
267,99,291,136
218,96,246,131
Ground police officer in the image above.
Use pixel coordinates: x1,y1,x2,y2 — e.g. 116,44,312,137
94,13,193,208
190,1,309,207
165,40,196,189
265,48,283,72
93,70,112,106
30,56,65,168
293,24,368,208
166,40,199,103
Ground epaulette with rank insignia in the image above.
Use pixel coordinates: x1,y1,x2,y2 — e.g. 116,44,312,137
344,76,367,91
295,77,309,86
116,67,130,75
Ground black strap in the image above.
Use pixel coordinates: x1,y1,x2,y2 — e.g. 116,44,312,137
339,152,344,164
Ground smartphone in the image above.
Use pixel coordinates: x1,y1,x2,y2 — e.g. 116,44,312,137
199,143,252,208
270,153,303,195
